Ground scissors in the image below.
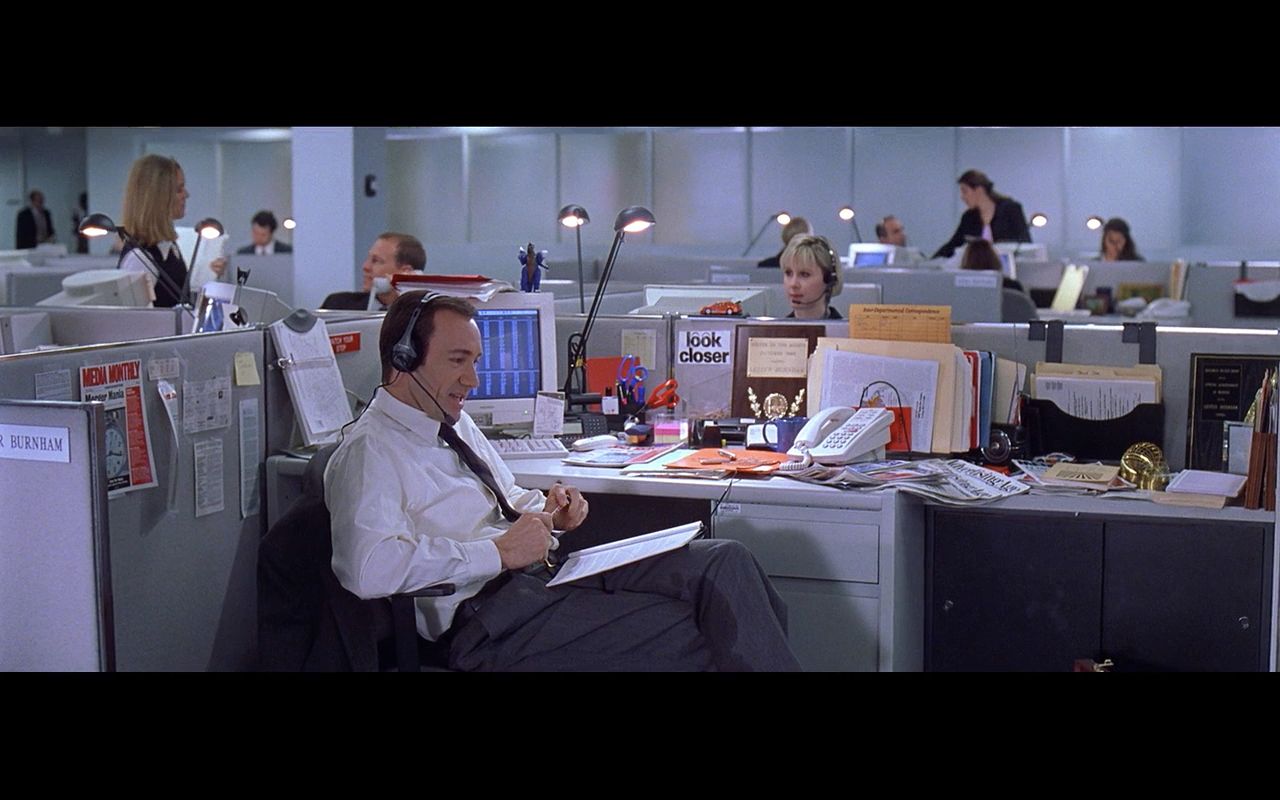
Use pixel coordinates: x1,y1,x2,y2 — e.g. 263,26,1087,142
644,377,680,410
616,355,648,405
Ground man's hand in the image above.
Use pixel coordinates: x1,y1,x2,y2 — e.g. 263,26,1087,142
209,256,228,278
495,511,554,570
545,482,588,531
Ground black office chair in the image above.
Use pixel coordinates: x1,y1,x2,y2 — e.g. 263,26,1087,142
258,444,454,671
1001,288,1038,323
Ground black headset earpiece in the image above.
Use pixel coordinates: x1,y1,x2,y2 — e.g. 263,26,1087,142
390,291,444,374
816,236,838,285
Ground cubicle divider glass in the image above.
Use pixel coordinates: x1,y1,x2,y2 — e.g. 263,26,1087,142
1,399,113,671
0,327,267,671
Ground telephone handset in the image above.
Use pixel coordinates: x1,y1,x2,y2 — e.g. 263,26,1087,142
786,406,894,465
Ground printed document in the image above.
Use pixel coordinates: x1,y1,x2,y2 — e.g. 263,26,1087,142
547,522,703,587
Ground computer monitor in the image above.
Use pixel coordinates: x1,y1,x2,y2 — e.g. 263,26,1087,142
633,285,768,317
848,243,895,267
36,269,152,307
461,290,559,427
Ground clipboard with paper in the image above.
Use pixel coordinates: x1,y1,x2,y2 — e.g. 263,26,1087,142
268,315,353,446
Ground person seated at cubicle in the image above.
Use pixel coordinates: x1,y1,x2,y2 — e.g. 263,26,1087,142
961,238,1026,293
933,169,1032,259
1100,217,1143,262
117,154,227,308
236,210,293,255
320,232,424,311
876,215,907,246
322,290,800,671
757,216,813,268
781,233,844,319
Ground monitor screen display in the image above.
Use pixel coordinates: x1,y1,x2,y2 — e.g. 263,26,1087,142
470,307,542,400
853,251,889,267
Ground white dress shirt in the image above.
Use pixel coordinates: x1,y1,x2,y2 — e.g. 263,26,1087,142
324,390,546,640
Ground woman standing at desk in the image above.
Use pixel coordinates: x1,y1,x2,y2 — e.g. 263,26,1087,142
782,234,844,319
933,169,1031,259
118,154,225,307
1100,217,1143,261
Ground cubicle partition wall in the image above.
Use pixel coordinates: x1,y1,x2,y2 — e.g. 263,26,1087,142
840,268,1002,323
0,328,267,671
554,313,672,388
949,322,1280,472
227,253,295,307
1184,262,1280,329
1,400,114,671
671,316,849,419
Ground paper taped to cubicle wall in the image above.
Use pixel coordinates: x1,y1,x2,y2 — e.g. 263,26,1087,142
79,358,158,497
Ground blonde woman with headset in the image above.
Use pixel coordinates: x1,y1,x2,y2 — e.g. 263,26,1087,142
780,233,844,319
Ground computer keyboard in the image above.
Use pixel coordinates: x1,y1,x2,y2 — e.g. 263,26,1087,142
488,437,571,460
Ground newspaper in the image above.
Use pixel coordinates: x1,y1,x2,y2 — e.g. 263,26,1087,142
782,458,1029,505
80,358,158,497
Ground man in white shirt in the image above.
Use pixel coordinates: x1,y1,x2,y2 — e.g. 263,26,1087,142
324,291,801,671
236,210,293,255
320,232,423,311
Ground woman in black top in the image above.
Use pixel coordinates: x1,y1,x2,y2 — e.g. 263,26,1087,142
782,234,844,319
117,154,226,307
933,169,1032,259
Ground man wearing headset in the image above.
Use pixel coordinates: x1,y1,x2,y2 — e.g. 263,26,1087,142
324,290,800,671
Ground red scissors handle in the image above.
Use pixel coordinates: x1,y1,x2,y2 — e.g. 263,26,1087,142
644,378,680,409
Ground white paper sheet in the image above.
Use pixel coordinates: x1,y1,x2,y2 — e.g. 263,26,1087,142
268,318,353,445
193,437,224,518
820,349,937,454
183,375,233,434
239,398,260,518
547,522,702,586
34,369,72,401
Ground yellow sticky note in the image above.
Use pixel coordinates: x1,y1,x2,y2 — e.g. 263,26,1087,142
234,352,260,386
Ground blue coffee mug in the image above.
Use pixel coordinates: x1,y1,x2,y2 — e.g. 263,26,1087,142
765,416,807,452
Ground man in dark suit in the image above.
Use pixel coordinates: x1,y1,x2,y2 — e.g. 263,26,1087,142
236,210,293,255
15,190,55,249
321,231,424,311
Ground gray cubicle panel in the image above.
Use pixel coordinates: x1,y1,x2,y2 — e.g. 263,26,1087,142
671,316,848,419
2,264,82,306
555,312,671,384
1,400,114,671
0,328,267,670
840,267,1002,323
1185,262,1280,329
0,305,186,350
950,322,1280,472
228,253,295,307
1014,260,1064,292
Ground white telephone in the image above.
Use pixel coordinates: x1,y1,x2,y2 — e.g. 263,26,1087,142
786,406,894,465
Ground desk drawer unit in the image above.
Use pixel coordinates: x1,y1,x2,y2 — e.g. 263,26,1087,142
712,502,884,671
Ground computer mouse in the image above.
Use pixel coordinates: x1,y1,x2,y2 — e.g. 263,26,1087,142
572,434,621,451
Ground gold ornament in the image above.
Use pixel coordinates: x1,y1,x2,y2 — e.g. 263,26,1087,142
1120,442,1167,490
747,386,805,420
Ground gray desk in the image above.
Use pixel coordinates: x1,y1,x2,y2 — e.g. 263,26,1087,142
265,452,1279,672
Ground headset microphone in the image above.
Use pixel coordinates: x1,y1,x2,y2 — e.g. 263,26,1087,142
408,370,458,427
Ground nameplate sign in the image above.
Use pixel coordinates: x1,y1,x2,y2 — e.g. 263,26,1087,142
955,273,998,288
0,424,71,463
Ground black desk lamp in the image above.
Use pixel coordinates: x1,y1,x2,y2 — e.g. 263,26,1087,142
78,212,187,305
838,205,864,243
182,217,225,306
562,205,655,401
742,211,789,257
557,204,591,313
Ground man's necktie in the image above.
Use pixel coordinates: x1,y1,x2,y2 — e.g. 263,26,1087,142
437,422,522,523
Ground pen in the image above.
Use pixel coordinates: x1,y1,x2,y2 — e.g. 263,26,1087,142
717,449,737,461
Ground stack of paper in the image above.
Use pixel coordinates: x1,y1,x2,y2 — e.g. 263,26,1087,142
1031,362,1162,421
